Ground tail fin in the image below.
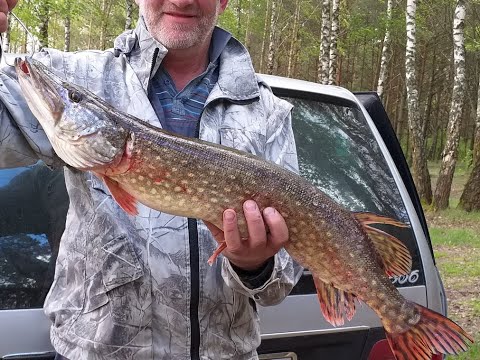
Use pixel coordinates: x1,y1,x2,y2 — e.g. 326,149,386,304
386,304,474,360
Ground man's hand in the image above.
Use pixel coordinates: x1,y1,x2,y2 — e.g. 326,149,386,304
205,200,289,271
0,0,18,33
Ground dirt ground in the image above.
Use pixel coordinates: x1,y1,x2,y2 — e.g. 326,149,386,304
425,213,480,339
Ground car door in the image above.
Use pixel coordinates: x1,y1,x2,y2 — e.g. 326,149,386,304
0,163,66,359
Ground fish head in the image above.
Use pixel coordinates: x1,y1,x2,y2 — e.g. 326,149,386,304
15,57,128,171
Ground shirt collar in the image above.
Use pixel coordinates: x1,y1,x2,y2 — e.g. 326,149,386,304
208,27,232,64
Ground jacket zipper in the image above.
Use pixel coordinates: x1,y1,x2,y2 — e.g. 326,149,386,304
147,47,160,93
189,118,202,360
188,218,201,360
147,46,201,358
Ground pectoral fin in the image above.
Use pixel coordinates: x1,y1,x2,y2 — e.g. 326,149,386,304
100,174,138,216
354,212,412,277
314,277,357,327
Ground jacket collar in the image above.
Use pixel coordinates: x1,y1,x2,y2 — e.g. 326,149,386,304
114,19,260,103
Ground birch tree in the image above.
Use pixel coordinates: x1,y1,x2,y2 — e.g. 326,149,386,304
125,0,133,30
433,0,466,210
35,1,49,47
2,13,11,53
287,0,301,78
328,0,340,85
318,0,330,84
266,0,277,75
377,0,394,99
459,74,480,211
405,0,432,204
63,0,72,52
474,77,480,165
259,0,271,73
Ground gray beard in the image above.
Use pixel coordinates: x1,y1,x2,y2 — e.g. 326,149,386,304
143,6,220,50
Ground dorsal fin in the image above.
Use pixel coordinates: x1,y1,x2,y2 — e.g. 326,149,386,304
354,212,409,228
354,212,412,277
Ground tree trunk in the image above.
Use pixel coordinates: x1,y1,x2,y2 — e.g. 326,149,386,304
405,0,432,204
433,0,466,210
318,0,330,84
423,48,437,138
3,13,11,53
458,159,480,211
36,1,49,48
377,0,394,99
459,74,480,211
64,15,70,52
266,0,277,75
328,0,339,85
64,0,72,52
474,76,480,165
244,0,253,49
100,0,114,50
236,0,243,40
125,0,133,30
287,0,301,78
259,0,272,73
360,36,367,89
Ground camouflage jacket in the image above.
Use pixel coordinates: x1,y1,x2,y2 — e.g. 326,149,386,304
0,19,301,360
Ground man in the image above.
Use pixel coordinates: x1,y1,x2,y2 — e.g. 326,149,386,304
0,0,302,359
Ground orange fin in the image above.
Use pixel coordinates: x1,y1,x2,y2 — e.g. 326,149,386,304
313,277,357,327
101,175,138,216
208,242,227,266
354,212,409,228
355,212,412,276
386,303,474,360
363,226,412,276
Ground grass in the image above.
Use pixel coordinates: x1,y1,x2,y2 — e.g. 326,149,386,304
430,228,480,247
425,161,480,358
453,343,480,360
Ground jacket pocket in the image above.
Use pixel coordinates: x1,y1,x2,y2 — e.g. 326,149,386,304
83,234,143,314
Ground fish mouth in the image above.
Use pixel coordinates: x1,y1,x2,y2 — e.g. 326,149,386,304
15,57,65,122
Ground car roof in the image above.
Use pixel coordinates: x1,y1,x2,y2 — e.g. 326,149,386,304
258,73,358,103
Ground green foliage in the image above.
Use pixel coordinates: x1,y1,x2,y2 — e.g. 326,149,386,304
8,0,138,51
430,228,480,247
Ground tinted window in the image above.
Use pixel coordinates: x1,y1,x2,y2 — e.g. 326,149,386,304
281,94,424,294
0,162,68,309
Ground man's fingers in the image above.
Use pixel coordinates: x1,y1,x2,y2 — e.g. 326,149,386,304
0,12,7,33
6,0,19,10
222,209,242,252
243,200,267,248
263,207,289,249
0,1,7,14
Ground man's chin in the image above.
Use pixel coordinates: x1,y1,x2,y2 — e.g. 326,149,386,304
155,32,200,50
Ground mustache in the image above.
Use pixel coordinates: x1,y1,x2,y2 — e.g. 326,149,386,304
161,4,200,16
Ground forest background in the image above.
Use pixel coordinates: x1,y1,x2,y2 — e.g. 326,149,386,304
5,0,479,211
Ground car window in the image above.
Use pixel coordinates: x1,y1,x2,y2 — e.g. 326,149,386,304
280,93,424,293
0,162,68,310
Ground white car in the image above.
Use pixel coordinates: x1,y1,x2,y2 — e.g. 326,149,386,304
0,75,447,360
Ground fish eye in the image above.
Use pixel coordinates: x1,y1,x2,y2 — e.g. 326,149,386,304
68,90,83,103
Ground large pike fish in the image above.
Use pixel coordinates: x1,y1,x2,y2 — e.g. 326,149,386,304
15,57,473,360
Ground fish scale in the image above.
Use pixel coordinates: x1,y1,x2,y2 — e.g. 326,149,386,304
15,57,474,360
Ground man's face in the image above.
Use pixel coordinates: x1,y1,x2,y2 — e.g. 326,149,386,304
136,0,228,50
